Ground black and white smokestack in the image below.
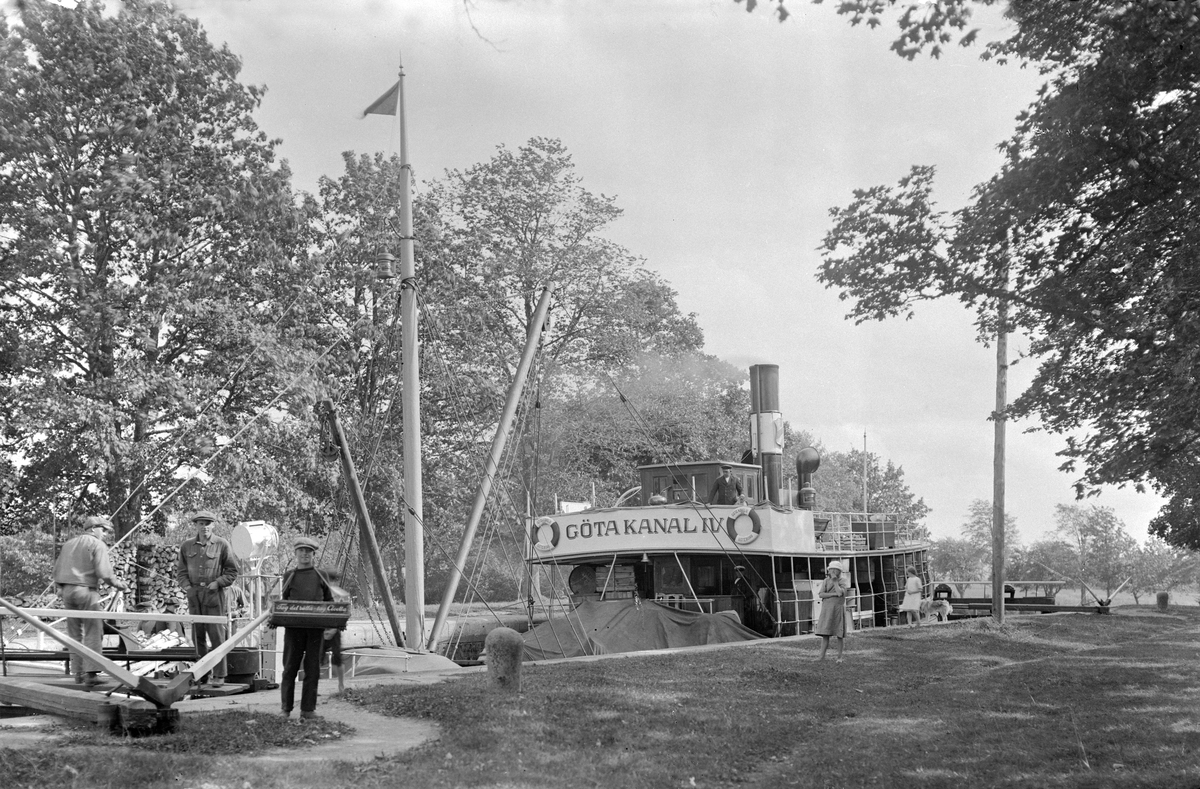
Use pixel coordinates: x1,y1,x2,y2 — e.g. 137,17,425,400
748,364,783,505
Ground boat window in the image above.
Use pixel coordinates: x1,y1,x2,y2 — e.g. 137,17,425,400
742,473,758,503
655,559,690,594
692,559,721,595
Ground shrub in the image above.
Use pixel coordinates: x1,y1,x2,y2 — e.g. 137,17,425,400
0,532,56,598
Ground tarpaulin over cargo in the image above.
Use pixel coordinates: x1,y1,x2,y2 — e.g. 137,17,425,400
344,646,460,675
522,599,764,660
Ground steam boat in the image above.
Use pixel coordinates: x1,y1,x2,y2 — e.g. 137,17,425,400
522,365,931,657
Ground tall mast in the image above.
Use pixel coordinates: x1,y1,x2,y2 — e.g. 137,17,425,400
396,54,426,649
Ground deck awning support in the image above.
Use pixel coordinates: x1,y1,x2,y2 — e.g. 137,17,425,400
673,553,704,612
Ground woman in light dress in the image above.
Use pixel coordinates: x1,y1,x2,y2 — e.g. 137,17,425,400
899,566,923,627
814,560,848,662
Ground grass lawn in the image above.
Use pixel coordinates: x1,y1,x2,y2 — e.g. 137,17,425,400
2,606,1198,788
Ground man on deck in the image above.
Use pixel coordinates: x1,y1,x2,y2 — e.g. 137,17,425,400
53,516,129,688
176,510,239,686
708,464,744,505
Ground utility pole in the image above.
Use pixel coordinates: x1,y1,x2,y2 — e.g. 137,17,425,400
992,302,1008,624
992,230,1013,625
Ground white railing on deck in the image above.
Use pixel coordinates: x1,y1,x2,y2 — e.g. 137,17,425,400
812,512,927,551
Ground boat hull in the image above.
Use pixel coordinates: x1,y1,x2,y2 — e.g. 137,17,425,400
527,504,930,639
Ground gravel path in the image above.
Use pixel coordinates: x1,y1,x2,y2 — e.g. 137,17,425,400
243,696,438,763
0,667,462,762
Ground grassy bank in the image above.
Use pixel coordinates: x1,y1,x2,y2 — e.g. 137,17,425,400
3,606,1198,788
341,607,1200,789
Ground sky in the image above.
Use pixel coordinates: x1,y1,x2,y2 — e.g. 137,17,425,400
50,0,1171,544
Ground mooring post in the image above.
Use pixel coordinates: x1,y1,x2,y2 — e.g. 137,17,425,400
484,627,523,692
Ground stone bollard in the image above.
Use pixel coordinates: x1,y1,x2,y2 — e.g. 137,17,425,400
484,626,524,692
1156,591,1169,612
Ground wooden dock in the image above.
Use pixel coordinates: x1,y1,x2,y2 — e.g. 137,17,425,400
0,676,178,732
949,601,1111,616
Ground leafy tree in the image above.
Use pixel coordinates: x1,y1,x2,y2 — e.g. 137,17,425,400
537,351,752,507
960,498,1021,560
928,537,985,596
1125,536,1197,605
1010,538,1078,598
738,0,985,58
1054,504,1136,604
310,140,706,599
0,530,55,599
423,137,703,374
815,0,1200,550
811,447,931,530
0,0,327,539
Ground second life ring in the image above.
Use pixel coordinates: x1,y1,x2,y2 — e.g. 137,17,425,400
726,507,762,545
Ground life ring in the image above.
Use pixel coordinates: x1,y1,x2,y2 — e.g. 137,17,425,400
531,517,560,552
726,507,761,545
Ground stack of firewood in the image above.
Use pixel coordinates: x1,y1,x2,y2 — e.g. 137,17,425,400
135,544,187,613
109,543,137,594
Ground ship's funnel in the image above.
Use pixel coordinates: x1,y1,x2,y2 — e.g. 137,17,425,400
749,364,783,504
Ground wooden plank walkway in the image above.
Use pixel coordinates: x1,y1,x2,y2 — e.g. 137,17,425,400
0,676,179,732
0,676,118,727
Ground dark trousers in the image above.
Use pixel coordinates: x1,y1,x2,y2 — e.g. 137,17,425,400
281,627,324,713
322,631,343,667
191,619,228,680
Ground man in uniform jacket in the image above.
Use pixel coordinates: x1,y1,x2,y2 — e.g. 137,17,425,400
708,463,744,505
53,516,130,687
175,510,239,686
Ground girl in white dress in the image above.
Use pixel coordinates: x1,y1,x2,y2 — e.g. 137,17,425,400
899,566,923,627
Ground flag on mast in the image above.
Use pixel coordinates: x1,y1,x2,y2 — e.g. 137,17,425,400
362,81,399,117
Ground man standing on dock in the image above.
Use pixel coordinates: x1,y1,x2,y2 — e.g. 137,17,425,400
279,536,335,720
176,510,239,686
53,515,129,688
709,464,743,505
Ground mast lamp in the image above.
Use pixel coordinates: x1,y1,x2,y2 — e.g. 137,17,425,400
376,252,397,279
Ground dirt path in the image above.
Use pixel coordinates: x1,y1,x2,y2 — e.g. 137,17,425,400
242,696,438,763
0,670,454,762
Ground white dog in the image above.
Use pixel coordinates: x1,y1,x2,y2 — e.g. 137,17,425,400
920,598,953,622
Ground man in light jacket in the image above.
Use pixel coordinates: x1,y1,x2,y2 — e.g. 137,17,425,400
175,510,239,686
53,516,129,688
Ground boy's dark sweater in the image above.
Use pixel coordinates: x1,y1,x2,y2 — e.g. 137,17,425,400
283,567,332,602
